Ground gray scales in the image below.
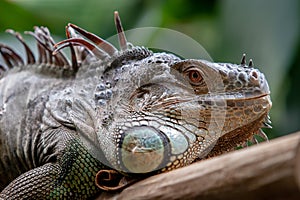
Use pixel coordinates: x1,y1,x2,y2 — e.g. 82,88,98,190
0,12,272,199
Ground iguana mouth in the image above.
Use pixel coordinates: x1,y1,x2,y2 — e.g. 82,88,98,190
211,88,270,101
231,93,270,101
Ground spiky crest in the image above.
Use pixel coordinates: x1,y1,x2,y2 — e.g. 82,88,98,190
0,11,151,79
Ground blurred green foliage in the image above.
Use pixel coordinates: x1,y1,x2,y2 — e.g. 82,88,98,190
0,0,299,138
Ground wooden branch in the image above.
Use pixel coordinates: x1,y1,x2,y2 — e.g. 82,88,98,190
98,132,300,200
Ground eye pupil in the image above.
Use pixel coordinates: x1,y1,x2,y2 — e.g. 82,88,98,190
192,72,198,79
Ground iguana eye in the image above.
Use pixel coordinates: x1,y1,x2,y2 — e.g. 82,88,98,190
187,69,203,85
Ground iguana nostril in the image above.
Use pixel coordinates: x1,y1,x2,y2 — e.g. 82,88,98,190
251,70,258,79
249,70,260,85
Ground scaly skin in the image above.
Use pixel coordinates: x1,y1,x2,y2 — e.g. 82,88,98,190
0,12,271,199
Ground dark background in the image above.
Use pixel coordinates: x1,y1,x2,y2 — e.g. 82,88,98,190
0,0,299,139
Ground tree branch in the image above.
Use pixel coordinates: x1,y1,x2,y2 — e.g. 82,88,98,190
98,132,300,200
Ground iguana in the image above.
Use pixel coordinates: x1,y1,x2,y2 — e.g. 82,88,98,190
0,11,272,199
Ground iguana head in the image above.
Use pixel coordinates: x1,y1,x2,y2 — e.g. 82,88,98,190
92,54,271,173
54,12,272,173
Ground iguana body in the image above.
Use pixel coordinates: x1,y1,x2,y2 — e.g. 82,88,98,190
0,12,272,199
